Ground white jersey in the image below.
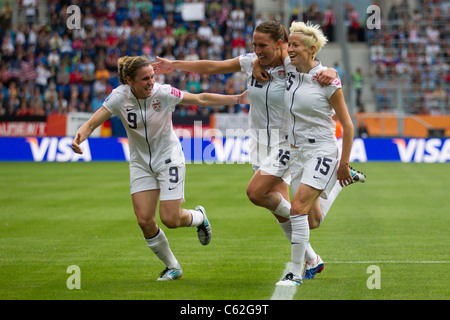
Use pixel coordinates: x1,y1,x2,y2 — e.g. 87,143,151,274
284,60,341,146
103,83,184,174
239,53,290,147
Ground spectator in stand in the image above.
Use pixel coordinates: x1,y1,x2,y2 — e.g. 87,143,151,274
0,0,13,29
347,5,360,42
36,62,52,94
69,65,83,86
353,68,364,109
22,0,37,27
16,98,32,116
153,14,167,30
198,20,213,42
80,56,96,85
323,5,335,42
94,61,110,81
1,36,14,62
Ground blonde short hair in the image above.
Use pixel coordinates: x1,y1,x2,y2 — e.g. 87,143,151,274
289,21,328,58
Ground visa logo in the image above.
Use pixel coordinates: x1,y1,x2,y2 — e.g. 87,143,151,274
393,138,450,163
210,137,250,164
26,137,92,162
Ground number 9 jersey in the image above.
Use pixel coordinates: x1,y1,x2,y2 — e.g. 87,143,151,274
103,83,185,177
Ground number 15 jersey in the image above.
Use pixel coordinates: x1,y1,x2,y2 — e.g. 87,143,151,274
284,60,342,147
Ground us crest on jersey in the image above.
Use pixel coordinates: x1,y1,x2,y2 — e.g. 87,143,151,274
152,100,161,112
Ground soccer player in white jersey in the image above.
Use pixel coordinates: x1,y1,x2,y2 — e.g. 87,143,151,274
275,21,356,286
152,20,338,243
71,56,247,281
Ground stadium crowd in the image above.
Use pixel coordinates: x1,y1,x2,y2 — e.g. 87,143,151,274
0,0,448,117
368,0,449,114
0,0,257,117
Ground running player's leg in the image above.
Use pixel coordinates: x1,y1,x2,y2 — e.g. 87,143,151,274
159,162,212,245
159,199,192,229
132,189,160,238
308,165,367,229
277,184,320,286
246,170,290,221
132,190,181,280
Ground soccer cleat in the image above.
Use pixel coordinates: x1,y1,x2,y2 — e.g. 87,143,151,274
348,166,366,184
157,265,183,281
276,272,303,286
195,206,212,245
303,255,324,279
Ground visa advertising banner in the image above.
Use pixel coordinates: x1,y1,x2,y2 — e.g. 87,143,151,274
0,137,449,163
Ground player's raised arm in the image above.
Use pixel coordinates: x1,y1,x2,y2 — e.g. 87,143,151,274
180,90,248,107
152,56,241,75
71,106,112,154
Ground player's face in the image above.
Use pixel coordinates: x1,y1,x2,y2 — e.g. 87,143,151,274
252,32,282,67
128,65,155,99
287,33,315,67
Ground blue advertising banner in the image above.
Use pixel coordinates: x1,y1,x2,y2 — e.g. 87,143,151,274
0,137,449,163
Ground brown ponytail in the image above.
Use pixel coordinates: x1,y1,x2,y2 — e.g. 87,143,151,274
255,20,289,43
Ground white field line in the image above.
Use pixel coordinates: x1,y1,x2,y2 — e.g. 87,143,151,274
270,260,449,300
325,261,450,264
270,262,297,300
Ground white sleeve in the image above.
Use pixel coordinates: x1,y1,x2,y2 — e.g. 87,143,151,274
324,78,342,100
238,52,256,74
159,84,184,112
102,90,122,116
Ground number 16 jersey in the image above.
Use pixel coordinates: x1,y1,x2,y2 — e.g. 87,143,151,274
239,53,290,148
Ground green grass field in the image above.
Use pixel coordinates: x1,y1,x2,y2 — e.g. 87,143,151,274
0,162,449,300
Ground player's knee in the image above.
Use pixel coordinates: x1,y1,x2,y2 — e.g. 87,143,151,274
309,218,320,229
160,214,180,229
246,186,263,205
290,202,308,216
136,215,156,231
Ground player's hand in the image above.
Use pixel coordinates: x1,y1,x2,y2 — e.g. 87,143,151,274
238,90,248,105
152,56,175,74
71,133,83,154
316,68,338,86
337,163,352,187
252,59,269,82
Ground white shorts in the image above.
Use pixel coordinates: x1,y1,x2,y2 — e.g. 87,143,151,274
290,141,339,199
250,139,291,185
130,162,186,202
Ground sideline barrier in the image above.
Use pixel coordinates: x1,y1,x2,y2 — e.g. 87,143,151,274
356,113,450,138
0,137,449,163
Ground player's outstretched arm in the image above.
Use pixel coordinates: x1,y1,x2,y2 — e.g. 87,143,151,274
180,90,248,107
152,56,241,75
72,106,112,154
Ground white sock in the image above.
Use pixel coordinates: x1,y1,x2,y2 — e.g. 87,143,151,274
319,183,343,225
188,209,204,227
278,220,292,241
272,192,291,218
290,214,309,276
145,228,179,269
305,243,317,263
